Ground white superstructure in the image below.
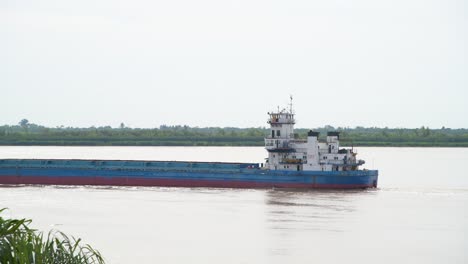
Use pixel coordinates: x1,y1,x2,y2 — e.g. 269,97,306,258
264,99,364,172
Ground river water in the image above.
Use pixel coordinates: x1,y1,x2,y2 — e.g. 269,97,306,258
0,147,467,263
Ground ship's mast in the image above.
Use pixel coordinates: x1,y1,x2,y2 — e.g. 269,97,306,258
289,95,293,114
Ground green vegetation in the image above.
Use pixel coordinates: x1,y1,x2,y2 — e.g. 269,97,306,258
0,208,104,264
1,120,467,147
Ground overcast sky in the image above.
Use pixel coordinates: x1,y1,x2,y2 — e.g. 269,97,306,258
1,0,466,129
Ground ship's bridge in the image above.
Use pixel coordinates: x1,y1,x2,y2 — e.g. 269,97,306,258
267,112,295,125
265,111,295,153
266,110,296,141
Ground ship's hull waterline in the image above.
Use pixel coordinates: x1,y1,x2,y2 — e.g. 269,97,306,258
0,159,378,189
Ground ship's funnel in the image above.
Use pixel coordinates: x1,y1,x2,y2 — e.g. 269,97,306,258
307,130,319,138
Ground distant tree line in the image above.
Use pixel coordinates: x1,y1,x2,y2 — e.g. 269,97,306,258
0,119,467,147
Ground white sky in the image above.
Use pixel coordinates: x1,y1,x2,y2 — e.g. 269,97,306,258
1,0,466,128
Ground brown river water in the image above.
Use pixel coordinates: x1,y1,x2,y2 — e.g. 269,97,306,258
1,146,467,264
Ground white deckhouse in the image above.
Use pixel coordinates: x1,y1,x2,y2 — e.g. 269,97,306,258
264,99,364,172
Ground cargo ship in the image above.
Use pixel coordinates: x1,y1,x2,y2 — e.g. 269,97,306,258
0,100,378,189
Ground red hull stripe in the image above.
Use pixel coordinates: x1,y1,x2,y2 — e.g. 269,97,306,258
0,176,373,189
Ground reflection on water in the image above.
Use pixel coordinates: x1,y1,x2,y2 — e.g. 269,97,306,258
264,190,365,259
1,184,467,264
267,191,358,225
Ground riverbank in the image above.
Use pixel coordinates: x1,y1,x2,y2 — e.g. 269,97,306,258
1,125,467,147
1,140,467,147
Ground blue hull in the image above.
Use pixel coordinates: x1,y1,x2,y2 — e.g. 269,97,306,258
0,159,378,189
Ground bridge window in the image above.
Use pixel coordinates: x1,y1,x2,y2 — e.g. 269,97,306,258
276,130,281,137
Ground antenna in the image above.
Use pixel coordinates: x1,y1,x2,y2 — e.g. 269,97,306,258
289,95,293,114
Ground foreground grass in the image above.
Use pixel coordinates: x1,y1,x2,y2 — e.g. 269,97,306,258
0,209,104,264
